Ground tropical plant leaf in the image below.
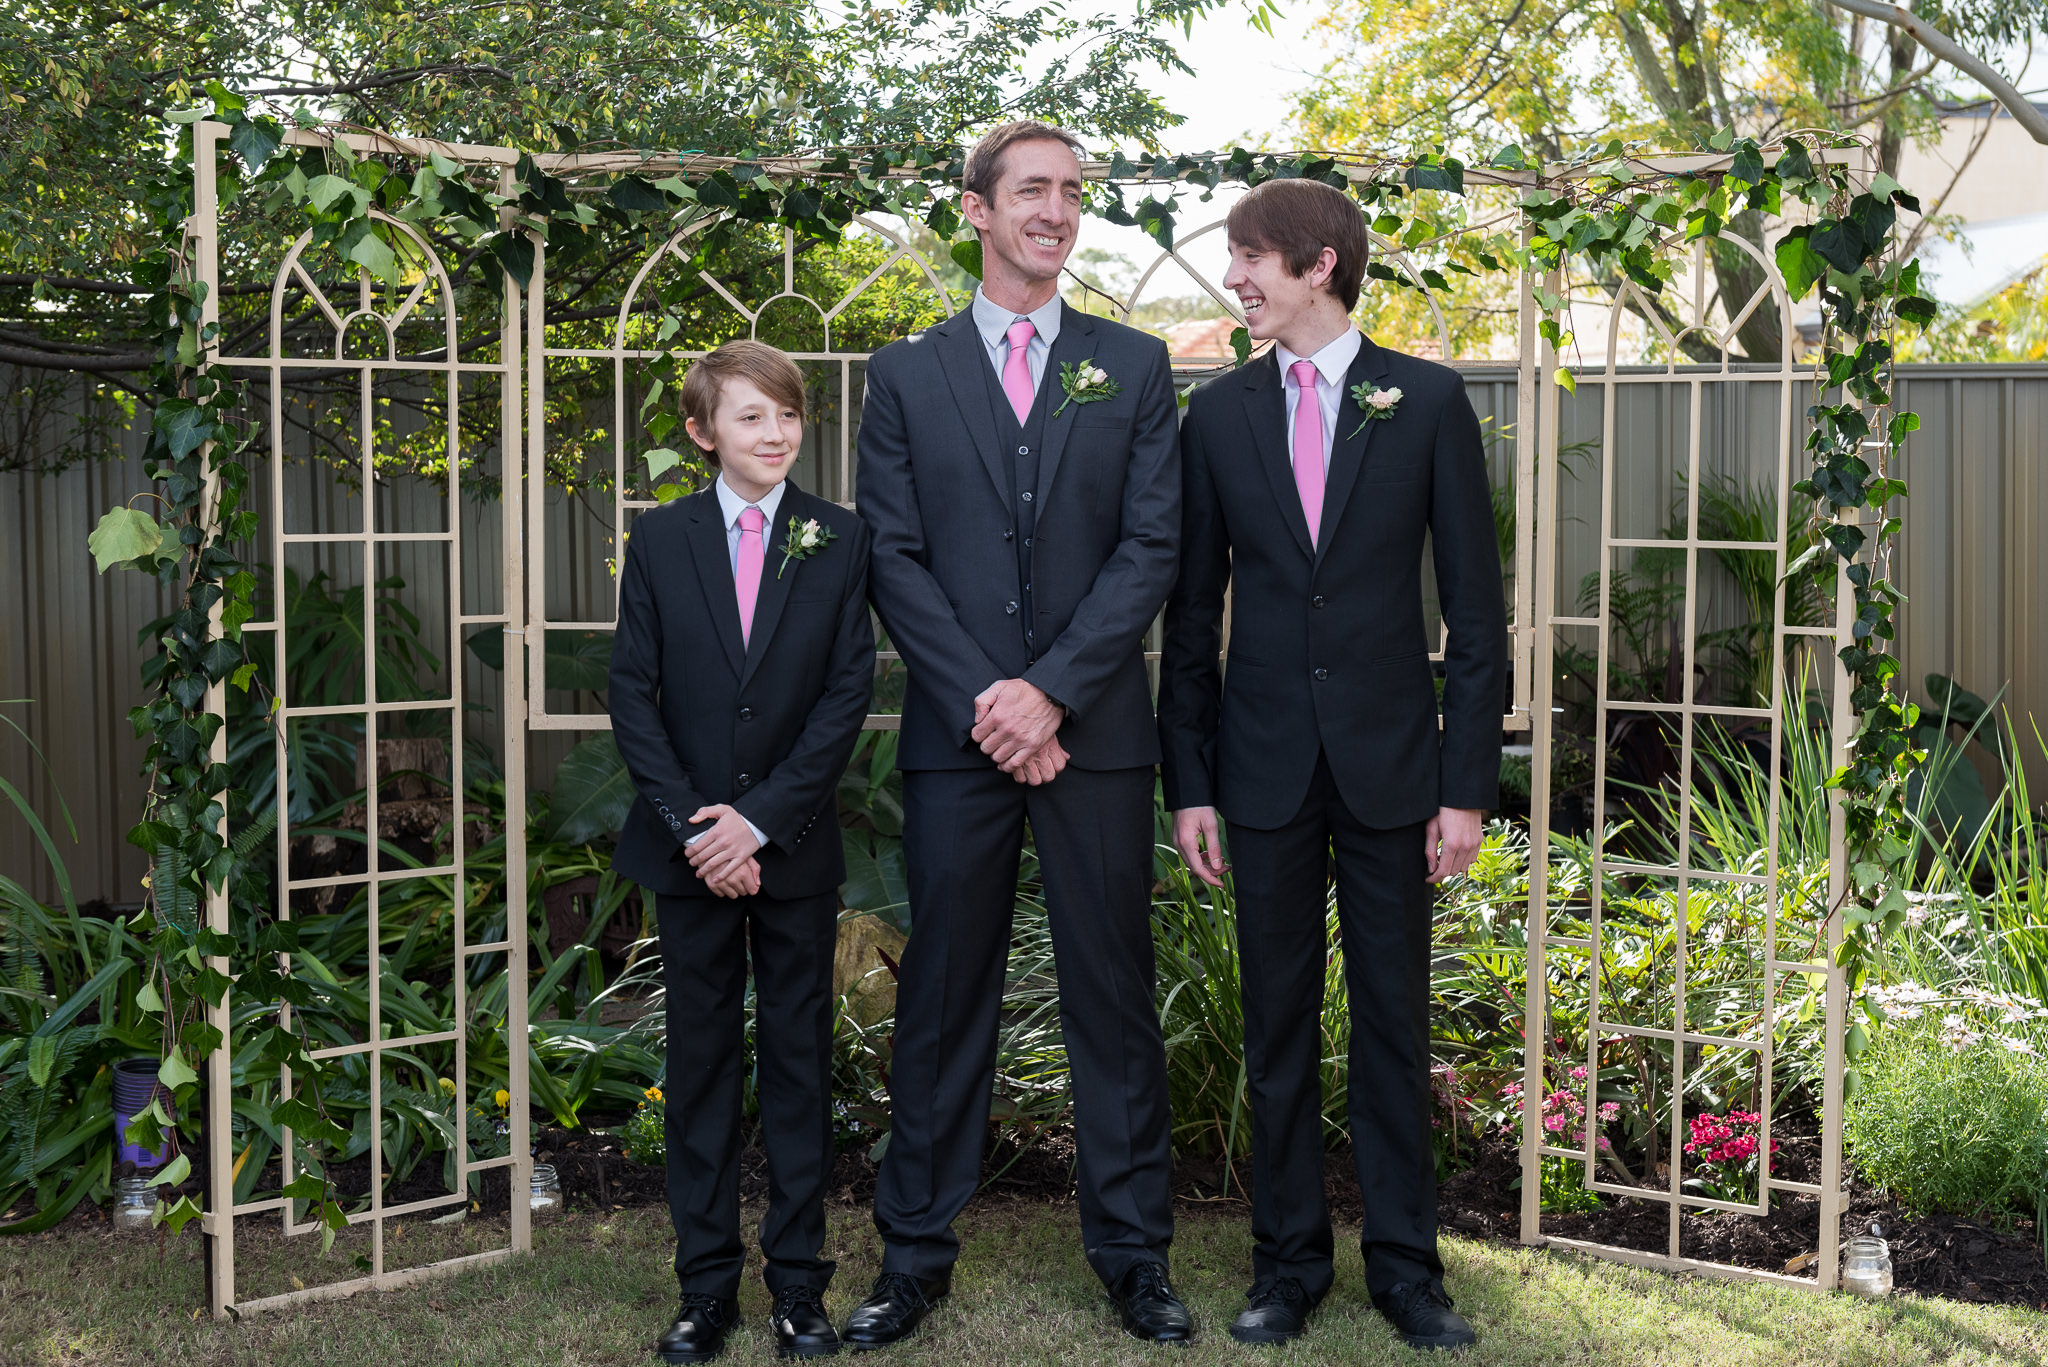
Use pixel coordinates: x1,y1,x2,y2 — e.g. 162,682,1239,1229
545,735,635,845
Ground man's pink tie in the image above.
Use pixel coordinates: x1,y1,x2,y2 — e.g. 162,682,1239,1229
735,505,766,646
1289,359,1326,548
1002,318,1037,422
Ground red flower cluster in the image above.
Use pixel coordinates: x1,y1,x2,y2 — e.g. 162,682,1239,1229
1684,1109,1778,1166
1502,1069,1618,1151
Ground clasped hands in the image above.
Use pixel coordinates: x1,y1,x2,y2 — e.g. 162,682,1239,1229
972,678,1067,785
685,804,761,898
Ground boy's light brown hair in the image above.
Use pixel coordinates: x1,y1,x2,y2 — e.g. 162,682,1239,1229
961,120,1087,203
1225,178,1371,312
681,340,806,467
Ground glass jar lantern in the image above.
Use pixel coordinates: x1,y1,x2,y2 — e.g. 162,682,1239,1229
1840,1226,1894,1298
529,1163,563,1221
111,1176,157,1233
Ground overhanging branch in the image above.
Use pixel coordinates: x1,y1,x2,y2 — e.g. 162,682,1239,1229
1819,0,2048,145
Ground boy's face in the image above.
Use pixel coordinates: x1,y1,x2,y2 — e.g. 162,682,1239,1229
1223,237,1340,344
686,376,802,503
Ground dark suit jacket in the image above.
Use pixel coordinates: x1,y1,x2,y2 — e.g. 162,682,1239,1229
1157,335,1507,830
609,481,876,898
857,302,1181,770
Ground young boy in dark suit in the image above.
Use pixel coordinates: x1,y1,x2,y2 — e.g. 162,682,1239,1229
610,340,876,1363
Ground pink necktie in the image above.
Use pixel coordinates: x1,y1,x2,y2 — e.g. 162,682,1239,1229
1002,318,1037,422
1289,359,1326,547
735,506,766,646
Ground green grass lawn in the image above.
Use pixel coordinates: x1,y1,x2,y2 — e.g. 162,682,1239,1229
6,1201,2047,1366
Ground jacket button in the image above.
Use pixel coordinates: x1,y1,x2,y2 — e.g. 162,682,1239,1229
1020,491,1033,503
1003,528,1014,541
1005,601,1018,615
738,707,754,721
737,773,754,788
1314,667,1329,681
1312,595,1326,608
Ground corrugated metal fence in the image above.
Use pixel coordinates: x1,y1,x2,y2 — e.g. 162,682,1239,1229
6,362,2044,904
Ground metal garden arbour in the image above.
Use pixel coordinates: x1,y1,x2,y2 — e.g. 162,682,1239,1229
186,120,1863,1317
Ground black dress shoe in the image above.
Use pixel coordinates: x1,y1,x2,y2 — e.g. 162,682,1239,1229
770,1285,841,1359
1111,1261,1195,1344
656,1293,740,1364
1373,1281,1476,1351
1228,1276,1315,1345
841,1271,949,1351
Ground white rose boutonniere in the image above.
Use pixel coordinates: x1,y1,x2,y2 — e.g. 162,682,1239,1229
1346,382,1403,438
777,515,837,579
1052,358,1121,417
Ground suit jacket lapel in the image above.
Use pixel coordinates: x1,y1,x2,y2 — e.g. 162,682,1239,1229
1242,350,1315,561
932,310,1010,503
1314,333,1392,572
737,484,805,689
683,491,746,679
1036,303,1096,502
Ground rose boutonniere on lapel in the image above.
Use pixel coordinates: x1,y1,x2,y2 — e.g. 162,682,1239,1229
1346,382,1403,438
1052,358,1121,417
777,516,836,578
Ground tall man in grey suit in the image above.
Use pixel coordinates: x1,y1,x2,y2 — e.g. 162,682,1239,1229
843,121,1191,1348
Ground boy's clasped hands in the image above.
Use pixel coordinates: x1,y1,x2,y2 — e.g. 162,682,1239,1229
684,804,762,897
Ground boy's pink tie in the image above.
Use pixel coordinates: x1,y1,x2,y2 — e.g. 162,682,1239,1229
735,505,766,646
1003,319,1037,422
1290,359,1325,548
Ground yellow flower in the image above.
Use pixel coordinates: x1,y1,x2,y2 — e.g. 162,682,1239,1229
494,1088,510,1109
644,1086,663,1103
437,1077,456,1096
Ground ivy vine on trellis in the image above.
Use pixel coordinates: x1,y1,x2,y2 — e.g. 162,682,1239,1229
87,84,1930,1237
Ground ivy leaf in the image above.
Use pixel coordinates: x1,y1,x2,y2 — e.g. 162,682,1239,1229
1774,228,1825,301
1727,145,1764,187
89,506,164,573
491,233,536,289
228,117,283,174
950,238,983,281
135,978,163,1013
609,175,668,214
156,403,213,460
1809,219,1867,273
1895,295,1937,326
645,447,683,479
161,1194,204,1236
1229,326,1251,367
273,1095,348,1147
158,1050,200,1092
152,1153,193,1189
348,230,396,281
305,174,361,215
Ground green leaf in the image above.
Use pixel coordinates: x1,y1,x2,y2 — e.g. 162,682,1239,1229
158,1050,199,1091
609,175,669,214
347,230,396,281
491,233,536,289
161,1194,205,1235
950,238,983,281
88,507,164,574
228,117,283,174
305,174,360,215
645,447,683,479
135,979,163,1014
1229,327,1251,368
152,1153,193,1189
1774,228,1824,301
545,735,635,845
26,1035,57,1088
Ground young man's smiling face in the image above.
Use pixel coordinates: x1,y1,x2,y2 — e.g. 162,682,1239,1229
1222,237,1341,348
963,136,1084,300
686,375,803,505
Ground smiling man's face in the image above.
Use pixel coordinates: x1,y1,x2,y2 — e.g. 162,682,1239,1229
962,136,1084,299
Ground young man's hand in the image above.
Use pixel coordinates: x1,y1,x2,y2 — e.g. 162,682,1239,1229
1008,733,1070,785
687,804,763,886
1171,807,1230,888
1425,807,1484,883
703,856,761,899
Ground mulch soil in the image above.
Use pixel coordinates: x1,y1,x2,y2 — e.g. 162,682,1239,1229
19,1123,2048,1314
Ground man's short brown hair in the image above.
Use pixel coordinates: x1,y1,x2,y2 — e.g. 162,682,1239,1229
1226,179,1371,312
961,120,1087,202
680,339,806,468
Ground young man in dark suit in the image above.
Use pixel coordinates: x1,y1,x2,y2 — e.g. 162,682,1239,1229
844,121,1190,1347
610,341,876,1363
1157,179,1507,1351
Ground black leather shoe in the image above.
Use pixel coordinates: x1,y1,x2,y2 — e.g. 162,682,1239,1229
1228,1276,1315,1345
770,1285,841,1359
1373,1281,1476,1351
656,1293,740,1364
842,1271,949,1351
1111,1261,1195,1344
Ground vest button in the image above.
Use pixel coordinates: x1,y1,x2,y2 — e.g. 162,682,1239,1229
1312,595,1326,608
1017,445,1029,455
1314,668,1329,681
737,773,755,788
1003,528,1014,540
1021,491,1033,503
738,707,754,721
1005,601,1018,615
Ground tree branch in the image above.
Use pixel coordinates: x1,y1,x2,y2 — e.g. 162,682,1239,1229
0,344,152,373
1819,0,2048,145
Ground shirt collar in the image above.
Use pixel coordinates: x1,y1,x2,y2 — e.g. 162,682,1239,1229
971,286,1064,354
715,474,786,532
1275,328,1363,389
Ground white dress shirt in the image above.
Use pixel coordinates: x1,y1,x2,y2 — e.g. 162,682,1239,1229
687,473,781,852
1275,328,1363,474
970,286,1064,396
